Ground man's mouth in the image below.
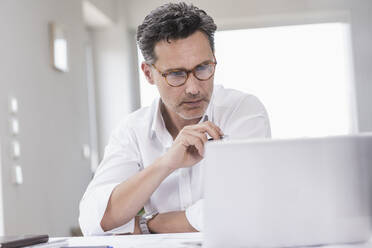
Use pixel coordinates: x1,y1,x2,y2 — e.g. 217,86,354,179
183,99,203,103
182,99,204,107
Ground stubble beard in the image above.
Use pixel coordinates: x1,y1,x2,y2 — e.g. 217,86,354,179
175,100,210,120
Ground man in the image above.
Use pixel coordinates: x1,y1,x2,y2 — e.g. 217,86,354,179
79,2,271,235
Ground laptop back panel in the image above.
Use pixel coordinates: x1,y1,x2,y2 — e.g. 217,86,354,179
204,135,371,248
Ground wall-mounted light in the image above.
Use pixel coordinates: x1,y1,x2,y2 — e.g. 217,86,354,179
50,22,68,72
11,140,21,160
8,97,18,114
9,118,20,136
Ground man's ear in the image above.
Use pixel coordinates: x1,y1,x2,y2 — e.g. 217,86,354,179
141,62,155,85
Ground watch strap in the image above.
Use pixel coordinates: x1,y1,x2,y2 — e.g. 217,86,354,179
139,215,151,234
139,211,159,234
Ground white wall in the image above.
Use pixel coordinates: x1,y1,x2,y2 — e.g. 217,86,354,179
125,0,351,30
0,0,92,236
124,0,372,133
83,0,116,29
90,0,141,157
348,2,372,132
87,0,118,22
0,140,4,236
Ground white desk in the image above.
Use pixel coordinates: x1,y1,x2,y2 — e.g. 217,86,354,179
59,233,372,248
65,233,202,248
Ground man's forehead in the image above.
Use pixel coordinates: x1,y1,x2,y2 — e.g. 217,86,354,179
153,31,214,68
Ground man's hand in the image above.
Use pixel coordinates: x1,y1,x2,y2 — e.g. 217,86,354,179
159,121,223,170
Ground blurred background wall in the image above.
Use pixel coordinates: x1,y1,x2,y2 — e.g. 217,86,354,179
0,0,93,236
0,0,371,236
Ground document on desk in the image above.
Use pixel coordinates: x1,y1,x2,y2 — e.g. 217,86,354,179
117,233,202,248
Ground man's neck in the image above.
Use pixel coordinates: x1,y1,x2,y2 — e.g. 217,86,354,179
161,103,201,140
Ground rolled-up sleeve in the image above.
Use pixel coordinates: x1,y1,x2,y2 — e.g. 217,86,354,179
185,199,204,231
79,121,141,236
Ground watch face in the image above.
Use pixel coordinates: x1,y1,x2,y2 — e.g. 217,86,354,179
144,211,159,221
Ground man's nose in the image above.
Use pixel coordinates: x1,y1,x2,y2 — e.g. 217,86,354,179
184,73,201,95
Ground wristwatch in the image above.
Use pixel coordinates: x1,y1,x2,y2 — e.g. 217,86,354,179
139,211,159,234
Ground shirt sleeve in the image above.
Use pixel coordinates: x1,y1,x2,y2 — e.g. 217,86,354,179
225,95,271,139
185,199,204,231
79,121,141,236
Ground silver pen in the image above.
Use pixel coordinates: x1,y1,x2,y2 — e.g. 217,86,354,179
207,134,229,141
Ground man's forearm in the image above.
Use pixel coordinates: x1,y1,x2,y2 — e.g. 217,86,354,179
146,211,198,233
101,159,175,232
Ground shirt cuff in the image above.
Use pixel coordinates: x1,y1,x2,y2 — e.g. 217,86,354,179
185,199,204,231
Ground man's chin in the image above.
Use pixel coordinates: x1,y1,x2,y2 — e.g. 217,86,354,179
175,100,210,120
176,109,205,121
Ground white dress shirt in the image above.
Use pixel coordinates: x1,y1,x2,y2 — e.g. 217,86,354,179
79,85,271,236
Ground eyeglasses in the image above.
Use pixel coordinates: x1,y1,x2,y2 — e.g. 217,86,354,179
152,60,217,87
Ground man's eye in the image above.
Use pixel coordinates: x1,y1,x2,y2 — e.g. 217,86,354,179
195,64,209,72
169,70,186,77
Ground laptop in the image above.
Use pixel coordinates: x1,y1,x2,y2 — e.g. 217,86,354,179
203,134,372,248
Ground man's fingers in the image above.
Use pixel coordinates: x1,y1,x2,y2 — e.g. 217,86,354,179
181,121,224,141
187,130,207,156
193,139,204,157
184,129,208,144
181,133,205,157
197,121,223,140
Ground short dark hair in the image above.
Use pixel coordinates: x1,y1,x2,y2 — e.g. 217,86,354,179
136,2,217,64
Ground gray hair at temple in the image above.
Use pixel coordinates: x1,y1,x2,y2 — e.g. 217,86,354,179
136,2,217,64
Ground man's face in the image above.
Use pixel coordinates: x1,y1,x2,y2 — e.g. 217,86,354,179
143,31,215,121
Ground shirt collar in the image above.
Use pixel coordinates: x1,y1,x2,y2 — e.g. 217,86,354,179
150,97,164,140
